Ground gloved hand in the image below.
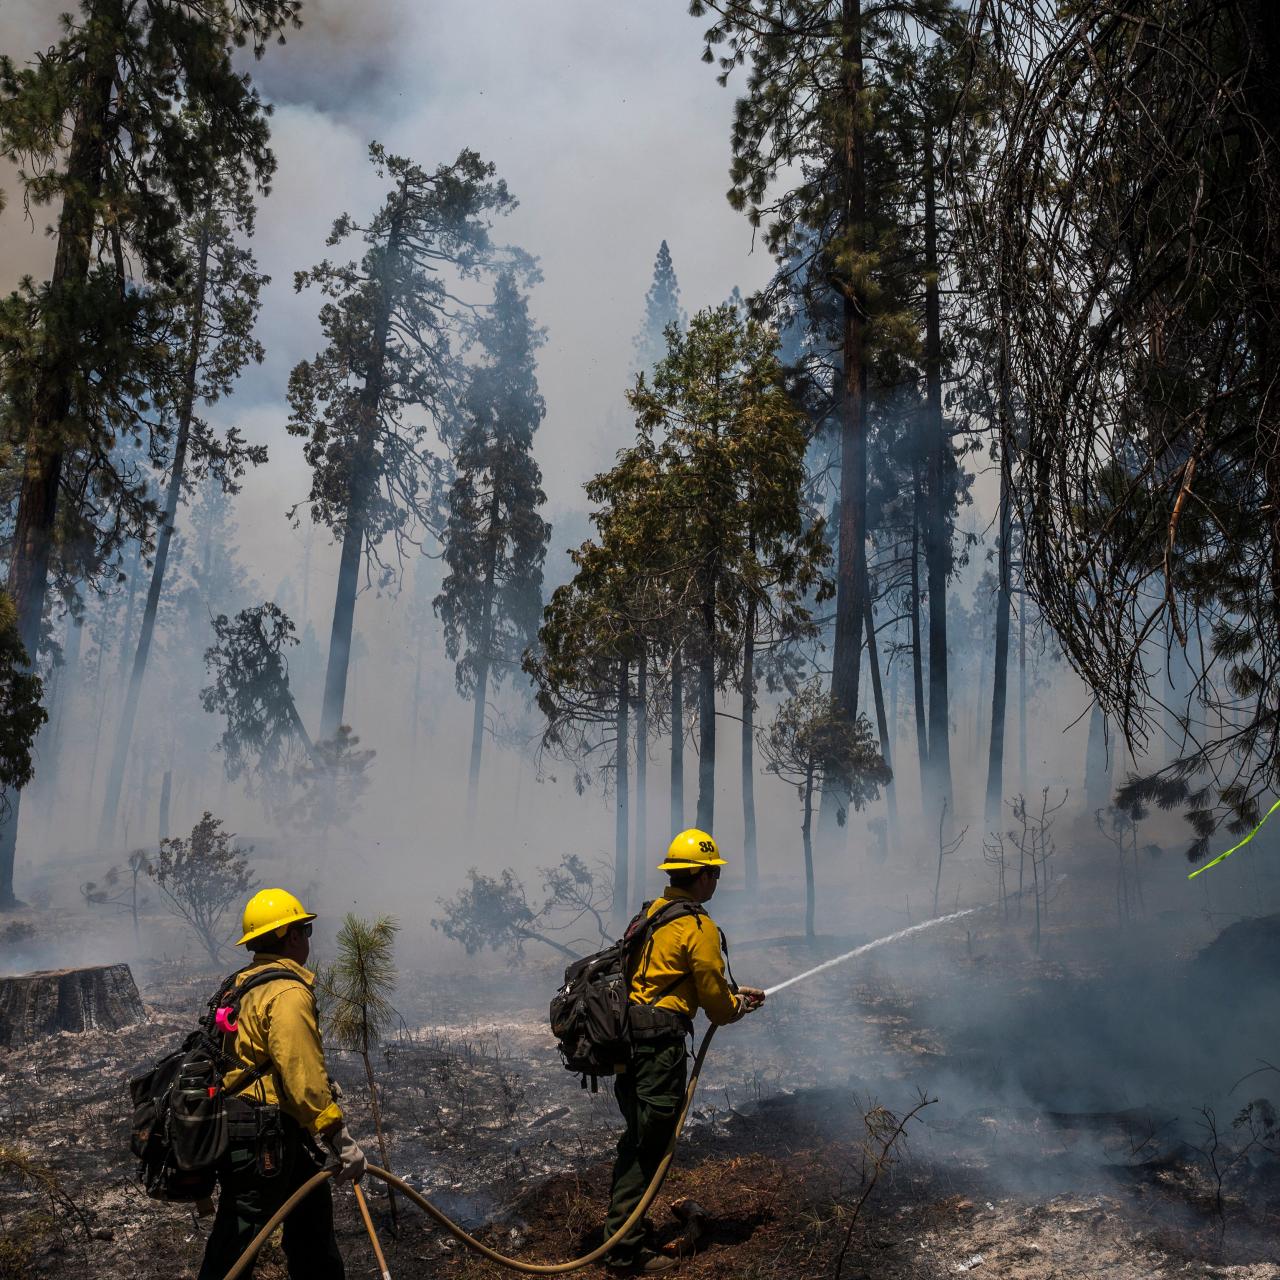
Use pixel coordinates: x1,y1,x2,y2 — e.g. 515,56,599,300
322,1124,367,1185
738,985,766,1012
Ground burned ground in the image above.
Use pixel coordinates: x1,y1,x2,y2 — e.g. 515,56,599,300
1,901,1278,1279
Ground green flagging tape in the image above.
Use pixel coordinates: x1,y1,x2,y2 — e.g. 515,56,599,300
1188,796,1280,880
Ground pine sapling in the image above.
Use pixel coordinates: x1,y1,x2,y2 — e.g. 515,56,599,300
320,914,399,1221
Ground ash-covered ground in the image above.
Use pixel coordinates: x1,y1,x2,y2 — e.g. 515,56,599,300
2,880,1279,1279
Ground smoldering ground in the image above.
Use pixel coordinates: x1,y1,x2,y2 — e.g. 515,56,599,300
5,833,1280,1278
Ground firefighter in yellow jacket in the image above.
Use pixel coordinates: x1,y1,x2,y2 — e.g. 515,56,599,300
198,889,365,1280
603,830,766,1276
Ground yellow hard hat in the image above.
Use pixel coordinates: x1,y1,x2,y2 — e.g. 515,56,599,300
235,888,316,947
658,828,728,872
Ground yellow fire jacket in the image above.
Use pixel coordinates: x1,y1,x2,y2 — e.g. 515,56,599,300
627,887,742,1026
219,954,343,1136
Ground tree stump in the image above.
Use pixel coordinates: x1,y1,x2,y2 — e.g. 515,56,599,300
0,963,145,1048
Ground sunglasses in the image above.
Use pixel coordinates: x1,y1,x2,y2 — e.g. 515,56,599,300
704,867,720,881
294,922,313,938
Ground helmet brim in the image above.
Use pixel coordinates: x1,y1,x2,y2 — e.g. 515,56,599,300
235,912,316,947
656,857,728,872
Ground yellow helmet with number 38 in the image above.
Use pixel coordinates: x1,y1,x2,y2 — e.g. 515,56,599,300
657,828,728,872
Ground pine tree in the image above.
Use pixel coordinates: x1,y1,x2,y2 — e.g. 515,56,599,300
435,272,550,818
0,0,297,906
628,304,830,835
632,240,686,377
689,0,953,835
99,178,270,846
287,144,523,741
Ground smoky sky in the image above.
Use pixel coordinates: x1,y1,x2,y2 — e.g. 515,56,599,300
0,0,1144,915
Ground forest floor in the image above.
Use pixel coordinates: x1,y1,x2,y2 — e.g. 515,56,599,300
2,895,1279,1279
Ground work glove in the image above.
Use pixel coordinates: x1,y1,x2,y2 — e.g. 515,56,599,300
737,985,766,1013
322,1124,367,1185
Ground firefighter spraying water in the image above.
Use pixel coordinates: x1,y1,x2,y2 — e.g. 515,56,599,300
128,830,1008,1279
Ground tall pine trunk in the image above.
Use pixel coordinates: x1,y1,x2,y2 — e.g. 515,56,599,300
614,660,630,927
984,442,1013,830
0,35,117,905
742,581,758,896
632,651,648,911
922,125,953,819
820,0,868,839
863,577,896,849
910,465,929,796
669,648,684,837
100,222,213,846
696,571,717,832
802,762,816,938
1018,553,1028,793
984,280,1016,831
466,486,502,823
319,210,405,740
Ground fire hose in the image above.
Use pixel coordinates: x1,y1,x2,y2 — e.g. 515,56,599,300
222,1024,720,1278
220,902,994,1278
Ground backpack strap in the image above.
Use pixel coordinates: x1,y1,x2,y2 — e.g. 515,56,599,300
631,900,712,1006
206,966,310,1098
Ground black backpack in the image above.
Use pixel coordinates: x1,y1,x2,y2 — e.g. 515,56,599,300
128,966,304,1202
549,899,722,1089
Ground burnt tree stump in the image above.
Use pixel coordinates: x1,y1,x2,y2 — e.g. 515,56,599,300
0,963,145,1048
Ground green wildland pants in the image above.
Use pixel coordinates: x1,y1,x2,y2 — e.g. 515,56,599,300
603,1038,688,1265
197,1113,345,1280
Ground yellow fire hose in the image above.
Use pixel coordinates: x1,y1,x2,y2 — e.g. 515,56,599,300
222,1025,718,1279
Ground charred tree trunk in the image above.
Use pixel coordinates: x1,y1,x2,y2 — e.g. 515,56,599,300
158,769,172,842
614,659,630,928
820,0,868,840
696,568,717,833
863,578,897,850
669,648,684,838
100,222,214,847
742,577,759,896
984,442,1013,831
632,649,648,911
1018,553,1028,793
0,964,144,1048
910,463,929,800
319,208,406,741
922,126,953,819
802,762,816,939
466,486,502,825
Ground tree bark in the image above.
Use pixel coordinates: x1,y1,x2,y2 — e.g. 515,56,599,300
910,465,929,799
100,222,213,847
669,648,683,838
319,203,406,740
863,578,896,850
922,124,953,819
696,576,717,832
984,441,1013,830
742,588,758,896
614,660,630,928
803,763,816,939
0,964,144,1048
823,0,869,839
632,651,648,911
466,485,502,824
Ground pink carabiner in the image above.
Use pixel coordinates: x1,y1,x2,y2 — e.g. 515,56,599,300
214,1006,239,1035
